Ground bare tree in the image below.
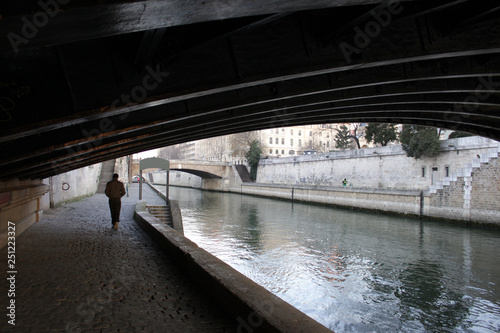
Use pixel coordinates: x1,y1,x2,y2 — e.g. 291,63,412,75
207,136,227,161
349,124,364,149
229,131,262,158
334,123,364,149
157,145,184,160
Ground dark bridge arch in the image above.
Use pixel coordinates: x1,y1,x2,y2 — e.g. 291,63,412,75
169,169,222,179
0,0,499,179
167,161,228,179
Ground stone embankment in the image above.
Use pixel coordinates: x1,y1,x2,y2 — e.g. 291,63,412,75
149,136,500,225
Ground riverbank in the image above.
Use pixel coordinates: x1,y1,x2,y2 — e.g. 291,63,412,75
147,136,500,226
153,185,500,332
152,180,500,227
237,183,423,216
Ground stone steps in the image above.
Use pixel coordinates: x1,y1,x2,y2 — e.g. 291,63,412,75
235,165,253,183
97,160,116,193
146,205,173,227
428,145,500,194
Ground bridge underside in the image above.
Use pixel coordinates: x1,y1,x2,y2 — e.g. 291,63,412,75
170,169,222,179
1,0,500,179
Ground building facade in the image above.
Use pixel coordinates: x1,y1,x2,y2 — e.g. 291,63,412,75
158,123,374,162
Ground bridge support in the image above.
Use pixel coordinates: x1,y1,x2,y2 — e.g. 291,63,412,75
201,178,225,191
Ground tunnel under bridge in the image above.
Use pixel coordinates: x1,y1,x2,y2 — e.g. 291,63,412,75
1,2,500,329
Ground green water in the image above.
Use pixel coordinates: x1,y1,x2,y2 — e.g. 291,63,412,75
160,185,500,332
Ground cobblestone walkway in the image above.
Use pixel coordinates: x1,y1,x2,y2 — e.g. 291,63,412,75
1,183,237,332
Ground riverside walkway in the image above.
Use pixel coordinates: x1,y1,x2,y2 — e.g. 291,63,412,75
0,183,237,332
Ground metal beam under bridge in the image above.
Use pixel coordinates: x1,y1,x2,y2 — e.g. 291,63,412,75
0,0,499,179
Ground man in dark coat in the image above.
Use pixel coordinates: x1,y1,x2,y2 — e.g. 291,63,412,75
105,173,126,230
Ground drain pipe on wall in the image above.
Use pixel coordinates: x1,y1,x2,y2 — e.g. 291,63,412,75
49,176,54,209
420,191,424,217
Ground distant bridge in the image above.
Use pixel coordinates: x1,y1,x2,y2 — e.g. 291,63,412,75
168,160,231,179
144,160,251,191
133,159,233,179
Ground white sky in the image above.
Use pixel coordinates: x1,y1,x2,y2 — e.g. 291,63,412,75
134,149,158,159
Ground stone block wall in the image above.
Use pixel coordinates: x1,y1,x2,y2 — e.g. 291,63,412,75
470,158,500,223
0,179,49,249
425,178,467,221
240,184,422,216
425,157,500,225
256,137,499,191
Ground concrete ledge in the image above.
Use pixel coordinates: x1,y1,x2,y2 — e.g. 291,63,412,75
239,183,423,217
134,203,332,333
0,183,49,249
0,212,39,249
144,182,184,234
242,183,422,196
170,200,184,235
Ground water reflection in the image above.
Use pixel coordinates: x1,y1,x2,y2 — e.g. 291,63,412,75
323,244,347,286
239,205,263,253
396,259,470,331
161,185,500,332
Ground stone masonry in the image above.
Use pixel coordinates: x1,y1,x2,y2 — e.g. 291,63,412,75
470,157,500,223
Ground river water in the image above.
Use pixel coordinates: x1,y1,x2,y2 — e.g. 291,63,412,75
158,185,500,332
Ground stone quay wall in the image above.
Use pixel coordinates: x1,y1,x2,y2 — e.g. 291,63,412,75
239,184,422,216
147,136,500,225
256,136,499,190
425,157,500,224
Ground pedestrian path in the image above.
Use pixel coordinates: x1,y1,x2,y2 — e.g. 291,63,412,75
0,183,237,332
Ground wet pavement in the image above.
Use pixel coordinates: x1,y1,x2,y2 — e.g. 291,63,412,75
0,183,237,332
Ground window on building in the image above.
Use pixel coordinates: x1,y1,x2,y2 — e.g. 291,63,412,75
269,149,273,154
290,129,293,135
290,139,293,146
327,141,330,148
327,132,330,138
276,149,279,154
309,139,312,146
299,130,302,136
281,150,285,154
445,166,450,177
289,150,295,155
281,138,285,145
276,129,279,134
275,138,279,144
309,131,313,137
422,167,426,177
282,128,285,134
299,139,302,147
269,137,273,144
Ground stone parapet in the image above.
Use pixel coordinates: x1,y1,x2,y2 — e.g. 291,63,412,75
134,202,332,333
0,181,49,249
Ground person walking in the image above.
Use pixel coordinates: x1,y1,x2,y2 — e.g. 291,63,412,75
105,173,126,230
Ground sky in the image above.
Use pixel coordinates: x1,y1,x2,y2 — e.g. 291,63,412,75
134,149,158,159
